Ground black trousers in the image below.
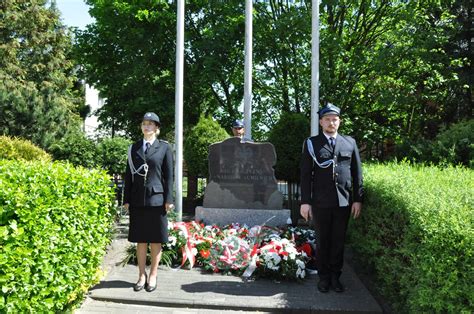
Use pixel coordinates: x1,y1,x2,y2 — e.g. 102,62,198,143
312,205,351,280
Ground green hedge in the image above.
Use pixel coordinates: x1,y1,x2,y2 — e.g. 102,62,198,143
0,160,115,313
349,162,473,313
0,136,52,162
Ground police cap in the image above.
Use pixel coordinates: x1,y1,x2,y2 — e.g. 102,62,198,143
232,119,244,128
143,112,160,125
318,103,341,118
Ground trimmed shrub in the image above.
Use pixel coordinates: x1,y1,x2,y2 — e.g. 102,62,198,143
184,116,229,177
49,131,98,168
0,160,115,313
348,162,473,313
267,112,310,183
96,136,132,175
0,136,52,162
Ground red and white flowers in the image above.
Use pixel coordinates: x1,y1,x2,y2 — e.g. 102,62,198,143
164,221,316,281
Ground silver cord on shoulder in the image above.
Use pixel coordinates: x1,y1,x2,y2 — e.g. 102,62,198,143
127,145,148,182
306,138,334,168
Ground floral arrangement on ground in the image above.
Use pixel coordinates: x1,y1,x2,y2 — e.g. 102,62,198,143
122,221,317,281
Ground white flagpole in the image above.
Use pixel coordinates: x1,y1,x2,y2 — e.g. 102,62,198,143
311,0,320,136
244,0,253,140
174,0,184,221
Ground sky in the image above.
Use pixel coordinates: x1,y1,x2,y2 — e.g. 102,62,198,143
55,0,94,30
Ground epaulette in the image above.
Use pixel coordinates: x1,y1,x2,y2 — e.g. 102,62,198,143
159,139,169,144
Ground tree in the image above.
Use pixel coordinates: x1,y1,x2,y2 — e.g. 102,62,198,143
0,0,82,148
76,0,180,138
75,0,469,161
252,1,311,139
267,112,309,218
183,116,228,199
184,1,246,128
76,0,247,137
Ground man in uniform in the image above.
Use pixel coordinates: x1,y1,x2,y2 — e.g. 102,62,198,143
300,103,363,293
231,119,245,138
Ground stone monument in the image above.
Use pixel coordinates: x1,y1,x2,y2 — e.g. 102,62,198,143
195,137,291,227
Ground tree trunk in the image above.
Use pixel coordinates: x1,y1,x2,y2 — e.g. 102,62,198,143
187,173,198,200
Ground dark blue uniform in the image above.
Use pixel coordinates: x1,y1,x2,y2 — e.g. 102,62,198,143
300,133,363,282
124,139,174,243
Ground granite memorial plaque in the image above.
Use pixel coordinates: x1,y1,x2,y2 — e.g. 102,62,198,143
203,137,283,209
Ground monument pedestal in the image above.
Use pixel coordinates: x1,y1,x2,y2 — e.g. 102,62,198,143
195,206,291,227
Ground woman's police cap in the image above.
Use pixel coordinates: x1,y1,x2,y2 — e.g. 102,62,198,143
143,112,160,125
318,104,341,118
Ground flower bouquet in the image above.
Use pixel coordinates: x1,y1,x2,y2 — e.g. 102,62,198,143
123,220,316,281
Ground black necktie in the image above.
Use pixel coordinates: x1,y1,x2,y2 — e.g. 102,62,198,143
145,142,151,154
329,137,335,149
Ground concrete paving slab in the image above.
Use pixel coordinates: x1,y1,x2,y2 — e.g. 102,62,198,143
79,215,382,313
87,263,381,313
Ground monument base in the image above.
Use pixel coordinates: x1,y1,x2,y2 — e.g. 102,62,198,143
195,206,291,227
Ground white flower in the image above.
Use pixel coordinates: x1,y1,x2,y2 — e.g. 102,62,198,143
168,235,177,247
296,268,306,279
296,259,306,269
248,226,261,238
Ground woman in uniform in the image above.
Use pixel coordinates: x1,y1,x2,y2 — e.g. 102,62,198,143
123,112,174,292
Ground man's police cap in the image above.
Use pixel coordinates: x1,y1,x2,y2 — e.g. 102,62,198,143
143,112,160,125
318,103,341,118
232,119,244,128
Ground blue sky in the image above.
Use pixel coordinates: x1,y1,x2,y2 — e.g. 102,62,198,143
56,0,94,30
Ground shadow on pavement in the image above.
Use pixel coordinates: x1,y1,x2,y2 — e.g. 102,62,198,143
90,280,131,290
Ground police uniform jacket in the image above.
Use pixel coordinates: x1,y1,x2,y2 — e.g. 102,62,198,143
300,134,363,208
123,139,174,208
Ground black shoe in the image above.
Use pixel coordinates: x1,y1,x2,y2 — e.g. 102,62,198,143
331,276,344,293
317,279,330,293
145,276,157,292
133,274,147,292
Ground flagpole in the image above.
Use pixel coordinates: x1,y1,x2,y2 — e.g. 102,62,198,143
311,0,320,136
174,0,184,221
244,0,253,140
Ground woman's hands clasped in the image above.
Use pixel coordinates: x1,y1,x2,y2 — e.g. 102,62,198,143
165,203,175,213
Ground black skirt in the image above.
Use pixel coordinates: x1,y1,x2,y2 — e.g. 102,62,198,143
128,206,168,243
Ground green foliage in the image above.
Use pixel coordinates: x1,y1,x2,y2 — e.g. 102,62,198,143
0,0,83,149
184,116,229,177
75,0,179,138
432,119,473,168
0,136,52,162
395,119,473,168
348,162,473,313
120,244,177,268
96,137,132,175
267,112,309,182
0,160,115,313
49,131,98,168
76,1,469,158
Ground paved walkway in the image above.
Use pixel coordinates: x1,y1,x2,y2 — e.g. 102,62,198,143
77,217,382,313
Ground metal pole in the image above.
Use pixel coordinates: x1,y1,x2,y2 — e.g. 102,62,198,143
311,0,320,136
174,0,184,221
244,0,253,140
